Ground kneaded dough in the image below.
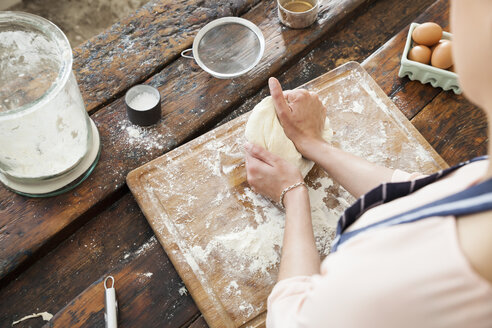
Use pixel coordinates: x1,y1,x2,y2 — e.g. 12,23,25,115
245,96,332,177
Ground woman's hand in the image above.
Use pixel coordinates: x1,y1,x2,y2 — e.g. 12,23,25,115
244,142,303,204
268,77,328,157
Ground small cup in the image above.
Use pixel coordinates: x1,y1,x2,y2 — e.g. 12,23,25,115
125,85,161,126
278,0,319,29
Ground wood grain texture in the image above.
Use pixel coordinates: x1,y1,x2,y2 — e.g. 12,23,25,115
0,2,438,327
0,0,366,285
1,1,478,328
356,0,487,166
44,242,196,328
126,62,447,328
362,0,449,119
218,0,436,125
189,316,210,328
0,193,198,328
73,0,261,113
411,91,488,166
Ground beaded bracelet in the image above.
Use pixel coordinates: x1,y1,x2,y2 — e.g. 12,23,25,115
279,181,307,209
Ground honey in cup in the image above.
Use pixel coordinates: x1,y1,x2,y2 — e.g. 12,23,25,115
278,0,318,29
283,1,314,12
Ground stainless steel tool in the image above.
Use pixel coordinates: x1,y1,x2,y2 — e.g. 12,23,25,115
181,17,265,79
104,276,118,328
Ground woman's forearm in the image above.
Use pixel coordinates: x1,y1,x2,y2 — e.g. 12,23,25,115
302,139,395,198
278,186,320,281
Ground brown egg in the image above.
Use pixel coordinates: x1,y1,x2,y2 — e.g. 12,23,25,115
430,39,449,52
408,45,432,64
412,22,443,46
431,40,453,69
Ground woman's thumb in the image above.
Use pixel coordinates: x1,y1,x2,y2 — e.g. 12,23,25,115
268,77,291,119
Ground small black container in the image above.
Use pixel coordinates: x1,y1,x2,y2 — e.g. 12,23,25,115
125,85,161,126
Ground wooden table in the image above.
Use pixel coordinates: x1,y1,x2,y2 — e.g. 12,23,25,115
0,0,486,327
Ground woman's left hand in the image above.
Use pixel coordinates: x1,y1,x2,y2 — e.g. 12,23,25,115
244,142,303,203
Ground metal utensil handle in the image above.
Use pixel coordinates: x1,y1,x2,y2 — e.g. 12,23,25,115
104,276,118,328
181,48,194,59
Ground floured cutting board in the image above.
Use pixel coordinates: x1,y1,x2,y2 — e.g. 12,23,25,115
127,61,447,328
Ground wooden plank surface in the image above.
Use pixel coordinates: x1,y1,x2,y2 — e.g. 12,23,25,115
0,193,198,328
2,1,478,328
74,0,262,113
0,0,367,284
126,62,446,328
361,0,488,165
218,0,436,125
45,240,196,328
362,0,450,119
360,0,487,165
411,90,488,165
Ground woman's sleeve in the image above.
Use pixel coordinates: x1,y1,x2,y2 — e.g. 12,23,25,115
266,275,323,328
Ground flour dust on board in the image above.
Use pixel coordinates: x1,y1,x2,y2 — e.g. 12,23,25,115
128,62,446,326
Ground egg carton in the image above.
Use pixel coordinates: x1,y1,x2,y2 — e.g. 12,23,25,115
399,22,461,94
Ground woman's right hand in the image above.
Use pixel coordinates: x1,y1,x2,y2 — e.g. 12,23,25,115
244,142,303,205
268,77,328,158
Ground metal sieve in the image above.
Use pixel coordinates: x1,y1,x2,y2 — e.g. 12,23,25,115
181,17,265,79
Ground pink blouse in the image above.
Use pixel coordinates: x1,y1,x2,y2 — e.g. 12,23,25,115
267,160,492,328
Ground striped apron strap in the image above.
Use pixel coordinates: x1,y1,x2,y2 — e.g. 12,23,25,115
331,156,489,252
331,177,492,252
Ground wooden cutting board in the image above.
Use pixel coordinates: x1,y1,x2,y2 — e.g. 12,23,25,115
126,61,447,328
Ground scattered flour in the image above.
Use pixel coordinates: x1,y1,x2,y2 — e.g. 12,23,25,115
210,214,283,274
225,280,241,296
222,163,240,175
351,100,364,114
135,236,157,256
121,237,156,262
140,68,444,324
316,70,438,172
118,121,167,152
211,190,230,206
238,300,255,317
12,312,53,326
137,271,154,283
178,286,188,296
189,174,343,276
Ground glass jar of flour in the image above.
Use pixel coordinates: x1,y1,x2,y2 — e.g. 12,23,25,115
0,12,100,197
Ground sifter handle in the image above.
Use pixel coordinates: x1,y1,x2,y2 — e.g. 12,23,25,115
181,48,194,59
104,276,118,328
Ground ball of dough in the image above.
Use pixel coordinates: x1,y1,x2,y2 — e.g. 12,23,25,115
245,96,332,177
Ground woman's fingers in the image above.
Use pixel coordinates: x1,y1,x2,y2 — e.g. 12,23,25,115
284,89,313,107
244,142,278,167
283,90,295,99
245,150,267,171
244,146,273,192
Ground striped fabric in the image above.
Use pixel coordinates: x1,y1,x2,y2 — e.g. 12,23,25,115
331,156,490,252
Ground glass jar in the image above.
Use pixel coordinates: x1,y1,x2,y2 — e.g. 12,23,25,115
0,12,100,197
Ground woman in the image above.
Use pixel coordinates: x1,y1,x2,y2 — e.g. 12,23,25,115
244,1,492,327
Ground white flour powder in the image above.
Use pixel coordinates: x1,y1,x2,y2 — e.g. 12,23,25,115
0,72,90,178
144,70,443,322
128,92,158,111
190,177,344,275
